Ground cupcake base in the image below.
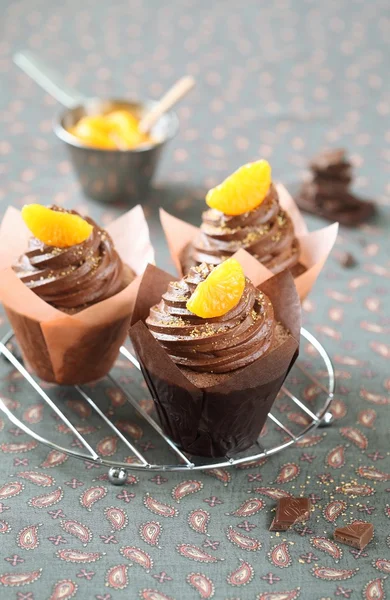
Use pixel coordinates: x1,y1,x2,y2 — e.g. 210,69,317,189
166,323,293,456
6,306,132,385
134,323,298,457
5,267,136,385
146,368,291,457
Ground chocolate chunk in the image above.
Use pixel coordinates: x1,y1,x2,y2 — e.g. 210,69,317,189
269,519,290,532
310,179,351,197
269,497,311,531
310,148,347,170
297,187,376,226
296,148,376,227
337,251,357,268
276,497,311,523
334,521,373,550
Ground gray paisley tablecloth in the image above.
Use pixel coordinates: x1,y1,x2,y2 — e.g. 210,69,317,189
0,1,389,599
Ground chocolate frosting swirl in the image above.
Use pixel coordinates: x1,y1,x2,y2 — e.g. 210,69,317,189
13,207,125,310
190,184,300,274
146,263,275,373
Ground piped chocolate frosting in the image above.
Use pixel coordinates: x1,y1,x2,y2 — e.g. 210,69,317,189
189,184,300,274
13,207,126,310
145,263,275,373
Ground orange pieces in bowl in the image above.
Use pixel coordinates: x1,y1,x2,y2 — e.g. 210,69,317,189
206,159,272,216
67,109,154,150
106,110,152,148
68,116,117,149
186,258,246,318
22,204,93,248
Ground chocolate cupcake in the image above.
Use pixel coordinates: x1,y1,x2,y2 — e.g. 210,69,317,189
0,203,153,384
130,252,301,457
185,183,304,276
180,161,304,276
13,206,133,313
161,162,339,301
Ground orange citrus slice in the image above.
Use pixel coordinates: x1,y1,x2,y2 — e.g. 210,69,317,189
68,111,153,150
206,159,272,216
107,110,151,148
106,110,140,131
69,116,117,149
186,258,246,318
22,205,93,248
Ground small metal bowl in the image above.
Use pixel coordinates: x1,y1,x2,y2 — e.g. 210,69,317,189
54,98,179,204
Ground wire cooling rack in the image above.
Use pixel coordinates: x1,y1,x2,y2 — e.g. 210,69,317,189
0,328,335,485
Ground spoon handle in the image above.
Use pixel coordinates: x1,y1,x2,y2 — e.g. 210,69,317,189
14,50,86,108
138,75,195,134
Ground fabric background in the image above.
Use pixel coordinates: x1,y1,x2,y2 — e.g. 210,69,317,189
0,0,389,599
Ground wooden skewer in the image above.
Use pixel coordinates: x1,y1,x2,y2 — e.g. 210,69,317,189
138,75,195,134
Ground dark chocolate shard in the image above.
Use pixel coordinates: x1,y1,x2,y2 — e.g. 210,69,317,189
310,148,348,171
336,251,358,269
269,497,311,531
296,188,376,227
296,148,376,227
269,517,290,532
334,521,373,550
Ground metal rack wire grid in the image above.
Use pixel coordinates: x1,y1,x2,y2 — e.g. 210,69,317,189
0,328,335,484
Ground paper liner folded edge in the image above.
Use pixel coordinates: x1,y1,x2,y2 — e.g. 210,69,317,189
160,207,198,277
276,182,308,236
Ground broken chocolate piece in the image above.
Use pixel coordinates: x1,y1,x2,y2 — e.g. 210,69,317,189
337,251,357,268
310,148,349,171
269,497,311,531
296,148,376,227
276,497,311,524
334,521,373,550
269,518,290,532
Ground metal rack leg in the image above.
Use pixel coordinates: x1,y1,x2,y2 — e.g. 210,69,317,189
108,467,128,485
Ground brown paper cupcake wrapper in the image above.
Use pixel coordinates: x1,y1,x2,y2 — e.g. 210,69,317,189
160,182,339,301
0,205,154,384
129,249,301,457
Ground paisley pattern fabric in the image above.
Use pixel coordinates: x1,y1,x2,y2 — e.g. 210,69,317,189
0,0,389,598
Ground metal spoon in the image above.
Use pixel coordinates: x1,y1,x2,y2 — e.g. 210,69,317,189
14,50,85,108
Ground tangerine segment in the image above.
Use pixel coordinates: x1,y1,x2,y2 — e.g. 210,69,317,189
22,205,93,248
68,116,117,149
206,159,272,216
68,111,153,150
107,110,152,148
186,258,246,318
106,110,140,130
